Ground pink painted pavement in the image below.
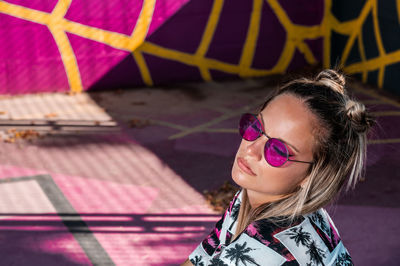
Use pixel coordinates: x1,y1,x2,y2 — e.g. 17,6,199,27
0,78,399,265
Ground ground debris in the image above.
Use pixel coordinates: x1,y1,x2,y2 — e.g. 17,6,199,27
129,118,151,128
90,93,104,103
203,181,239,213
2,129,42,143
131,101,146,105
44,112,58,118
113,89,124,96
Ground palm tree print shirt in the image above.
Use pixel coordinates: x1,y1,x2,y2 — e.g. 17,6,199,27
189,189,353,266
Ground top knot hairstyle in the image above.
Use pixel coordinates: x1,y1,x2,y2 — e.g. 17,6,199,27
315,68,346,94
235,69,376,234
316,69,374,134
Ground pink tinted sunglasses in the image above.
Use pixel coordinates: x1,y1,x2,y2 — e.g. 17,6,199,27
239,113,314,167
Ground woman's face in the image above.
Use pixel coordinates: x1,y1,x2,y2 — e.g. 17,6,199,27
231,93,317,207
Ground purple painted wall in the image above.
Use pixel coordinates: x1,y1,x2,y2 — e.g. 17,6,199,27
1,0,399,95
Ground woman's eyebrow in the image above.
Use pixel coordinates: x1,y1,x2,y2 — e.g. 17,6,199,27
258,113,300,153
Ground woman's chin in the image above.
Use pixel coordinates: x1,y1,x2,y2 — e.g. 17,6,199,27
231,174,240,188
231,167,249,189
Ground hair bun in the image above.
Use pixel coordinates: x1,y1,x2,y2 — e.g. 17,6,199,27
345,100,375,133
316,69,346,94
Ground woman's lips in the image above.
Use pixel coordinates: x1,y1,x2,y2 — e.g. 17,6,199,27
237,157,256,176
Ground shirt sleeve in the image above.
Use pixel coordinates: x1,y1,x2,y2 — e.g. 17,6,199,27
188,207,226,265
188,189,242,266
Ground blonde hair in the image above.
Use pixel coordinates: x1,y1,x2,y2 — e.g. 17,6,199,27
235,69,376,237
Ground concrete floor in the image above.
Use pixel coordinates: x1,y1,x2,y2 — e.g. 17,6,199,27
0,78,399,265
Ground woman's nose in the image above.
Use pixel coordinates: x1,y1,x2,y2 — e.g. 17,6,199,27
245,137,264,161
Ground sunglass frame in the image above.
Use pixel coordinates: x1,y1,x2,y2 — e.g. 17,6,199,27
239,113,314,167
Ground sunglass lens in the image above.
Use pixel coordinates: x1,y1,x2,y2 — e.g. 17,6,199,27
239,113,260,141
265,138,288,167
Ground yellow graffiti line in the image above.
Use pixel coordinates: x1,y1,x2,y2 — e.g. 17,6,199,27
196,0,224,57
377,66,385,89
132,51,153,86
264,1,310,72
195,0,224,81
0,1,83,92
263,1,311,72
57,0,156,52
48,25,83,93
322,31,331,68
360,99,383,105
329,14,359,36
0,1,52,25
198,67,212,81
344,49,400,74
372,0,386,56
0,1,147,52
139,42,236,73
239,0,263,77
397,0,400,24
49,0,81,93
267,0,323,68
296,41,317,65
267,0,323,39
51,0,72,18
247,67,279,76
372,0,386,88
339,0,373,67
357,33,367,82
60,20,134,49
271,40,297,73
371,111,400,117
128,0,156,50
195,0,224,80
368,138,400,144
138,42,276,76
322,0,332,68
292,25,322,40
267,0,297,32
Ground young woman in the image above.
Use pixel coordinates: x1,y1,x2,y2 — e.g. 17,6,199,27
181,69,375,266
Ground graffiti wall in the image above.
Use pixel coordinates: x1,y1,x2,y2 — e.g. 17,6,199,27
331,0,400,96
0,0,399,95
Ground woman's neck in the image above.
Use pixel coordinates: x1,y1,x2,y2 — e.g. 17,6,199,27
246,189,286,208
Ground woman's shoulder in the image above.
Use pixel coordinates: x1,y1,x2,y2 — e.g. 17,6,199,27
240,208,353,265
190,194,353,266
